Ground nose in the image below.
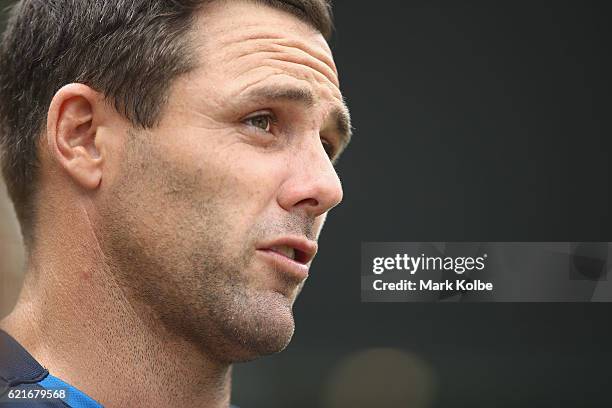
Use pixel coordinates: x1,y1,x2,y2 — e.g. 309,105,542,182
277,140,344,218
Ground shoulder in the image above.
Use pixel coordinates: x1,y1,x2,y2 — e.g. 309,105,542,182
0,330,100,408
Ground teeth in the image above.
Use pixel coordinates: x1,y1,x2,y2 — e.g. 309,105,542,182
271,245,295,260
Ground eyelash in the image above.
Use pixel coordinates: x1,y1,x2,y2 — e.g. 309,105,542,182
243,112,277,133
321,138,335,160
242,112,337,160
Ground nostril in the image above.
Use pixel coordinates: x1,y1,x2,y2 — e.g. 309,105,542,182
296,197,319,209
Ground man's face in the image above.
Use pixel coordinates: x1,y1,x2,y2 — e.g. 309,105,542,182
96,1,349,362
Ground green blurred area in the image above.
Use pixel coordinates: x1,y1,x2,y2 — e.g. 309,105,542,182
0,0,14,26
0,0,23,319
0,178,23,319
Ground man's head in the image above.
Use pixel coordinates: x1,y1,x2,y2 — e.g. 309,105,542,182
0,0,350,362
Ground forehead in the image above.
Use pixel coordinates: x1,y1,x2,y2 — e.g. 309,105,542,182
190,0,340,90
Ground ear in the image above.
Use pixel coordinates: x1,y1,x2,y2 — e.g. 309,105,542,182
46,84,105,190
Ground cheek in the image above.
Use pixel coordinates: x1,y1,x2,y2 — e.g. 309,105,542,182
158,132,291,228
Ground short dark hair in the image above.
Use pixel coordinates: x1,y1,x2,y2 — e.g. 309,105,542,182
0,0,333,241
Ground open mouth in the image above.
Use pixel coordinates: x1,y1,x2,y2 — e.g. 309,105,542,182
267,245,309,264
257,237,318,266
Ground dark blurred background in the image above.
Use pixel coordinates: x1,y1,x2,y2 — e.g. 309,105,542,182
1,2,611,407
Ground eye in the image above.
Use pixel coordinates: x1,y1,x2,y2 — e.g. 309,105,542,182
321,138,335,160
243,114,274,132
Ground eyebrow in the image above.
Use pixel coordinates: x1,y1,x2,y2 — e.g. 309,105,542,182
329,105,352,157
245,85,316,106
241,85,353,155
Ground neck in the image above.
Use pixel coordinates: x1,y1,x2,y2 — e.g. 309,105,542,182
1,209,233,408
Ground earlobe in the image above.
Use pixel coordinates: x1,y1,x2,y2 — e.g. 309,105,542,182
46,84,104,190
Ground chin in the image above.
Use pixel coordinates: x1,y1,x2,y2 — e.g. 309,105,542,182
217,291,298,363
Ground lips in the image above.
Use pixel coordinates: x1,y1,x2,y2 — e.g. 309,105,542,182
256,236,318,280
268,245,296,261
258,236,318,265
